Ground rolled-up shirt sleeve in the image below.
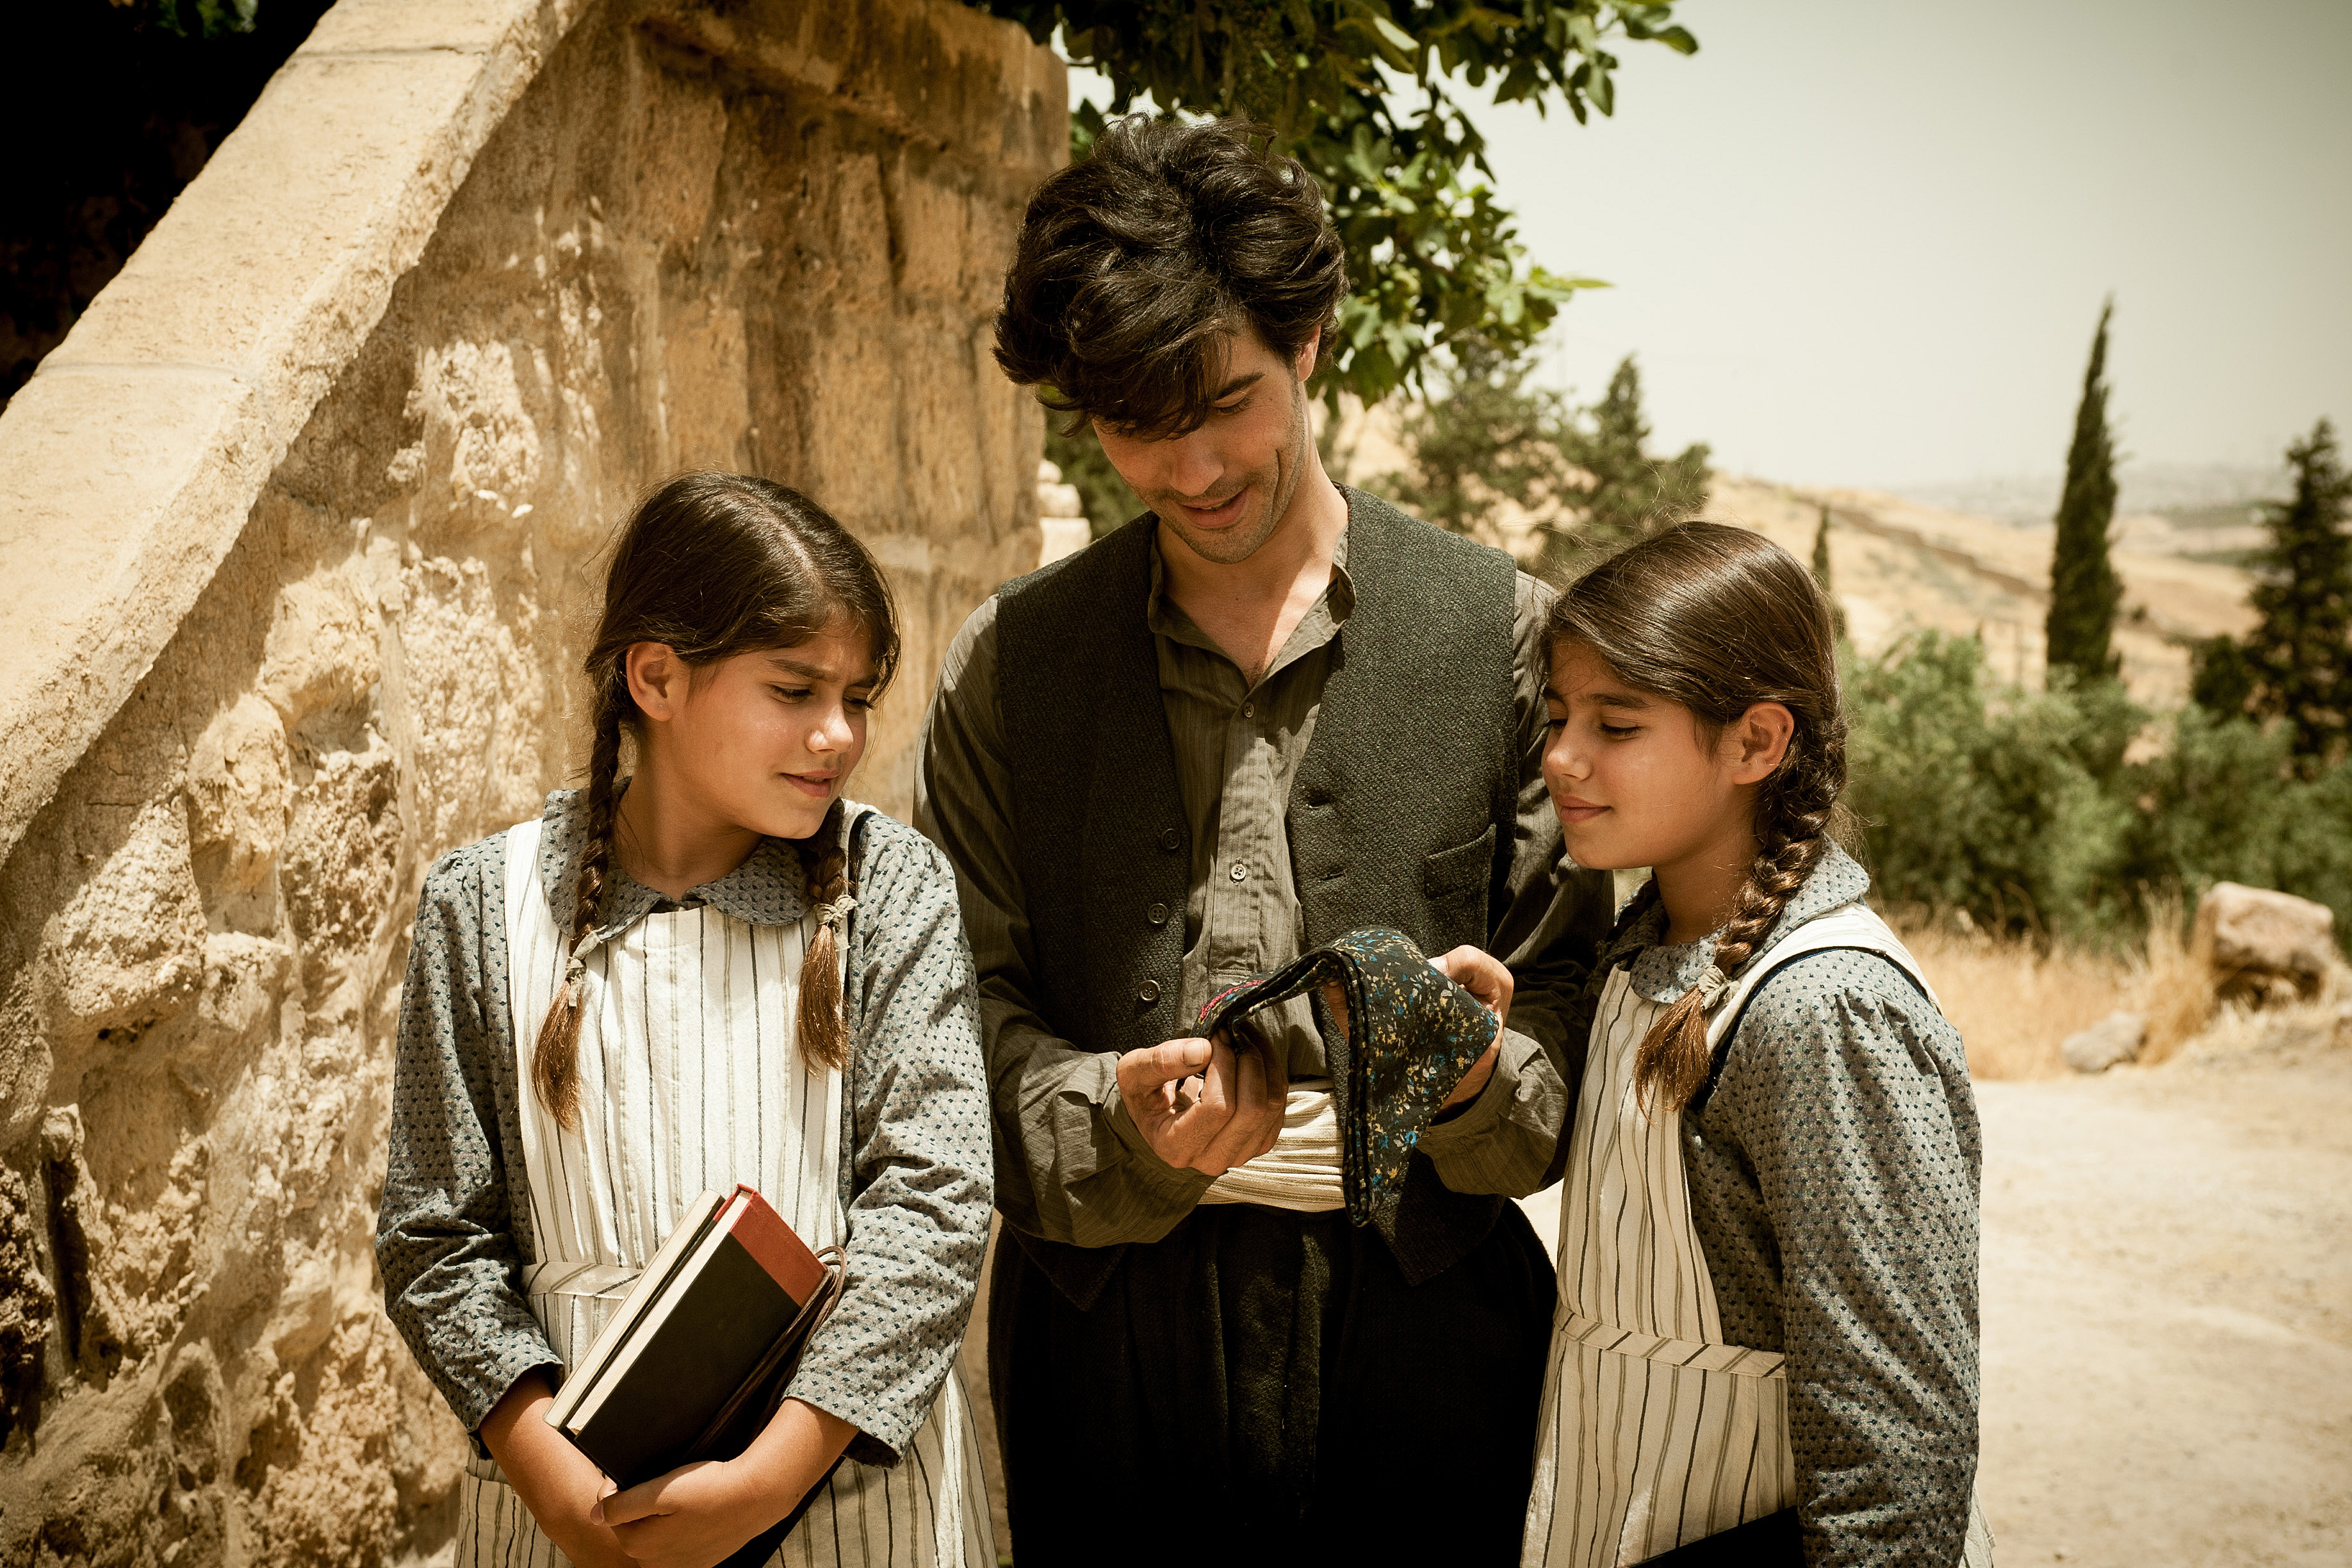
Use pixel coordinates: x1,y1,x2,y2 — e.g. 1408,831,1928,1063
786,817,995,1466
915,597,1214,1250
375,842,557,1442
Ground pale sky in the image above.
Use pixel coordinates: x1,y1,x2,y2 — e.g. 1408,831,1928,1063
1072,0,2352,494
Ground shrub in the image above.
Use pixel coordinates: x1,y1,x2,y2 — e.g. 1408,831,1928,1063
1843,632,2352,950
1847,632,2137,938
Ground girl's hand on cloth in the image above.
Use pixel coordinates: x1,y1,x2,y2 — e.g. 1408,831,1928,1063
1319,945,1509,1109
1115,1032,1286,1175
591,1398,855,1568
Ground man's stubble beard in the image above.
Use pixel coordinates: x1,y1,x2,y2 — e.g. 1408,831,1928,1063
1150,379,1311,568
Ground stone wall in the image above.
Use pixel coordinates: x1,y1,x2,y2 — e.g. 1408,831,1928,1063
0,1,1061,1560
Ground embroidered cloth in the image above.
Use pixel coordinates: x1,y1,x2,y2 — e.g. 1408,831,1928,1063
1196,926,1496,1231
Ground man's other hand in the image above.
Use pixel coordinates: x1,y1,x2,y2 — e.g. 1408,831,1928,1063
1432,945,1507,1108
1321,947,1509,1110
1432,945,1512,1029
1116,1033,1285,1176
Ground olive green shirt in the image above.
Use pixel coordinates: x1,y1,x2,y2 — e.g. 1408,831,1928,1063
917,523,1608,1247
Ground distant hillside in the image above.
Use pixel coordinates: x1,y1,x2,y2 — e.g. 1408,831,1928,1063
1321,398,2265,710
1891,464,2289,528
1707,478,2256,708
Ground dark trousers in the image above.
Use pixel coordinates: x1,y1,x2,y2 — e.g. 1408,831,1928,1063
990,1202,1556,1565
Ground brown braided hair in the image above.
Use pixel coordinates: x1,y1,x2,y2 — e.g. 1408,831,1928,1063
532,474,899,1126
788,833,853,1071
1546,521,1847,1119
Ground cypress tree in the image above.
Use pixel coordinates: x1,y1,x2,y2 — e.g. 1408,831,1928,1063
2045,300,2123,683
1811,502,1847,638
1558,354,1711,560
2189,632,2257,719
2245,418,2352,764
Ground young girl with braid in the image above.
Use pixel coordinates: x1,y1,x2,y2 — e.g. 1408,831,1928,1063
377,473,996,1568
1523,523,1993,1568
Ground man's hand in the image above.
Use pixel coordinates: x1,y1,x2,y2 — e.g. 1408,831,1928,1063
1321,947,1510,1110
1431,945,1509,1109
1116,1032,1286,1175
1433,945,1512,1029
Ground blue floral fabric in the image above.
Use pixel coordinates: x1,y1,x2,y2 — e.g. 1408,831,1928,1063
1196,926,1497,1230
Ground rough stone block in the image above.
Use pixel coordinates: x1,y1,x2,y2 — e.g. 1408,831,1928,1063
0,366,268,859
2193,881,2336,1002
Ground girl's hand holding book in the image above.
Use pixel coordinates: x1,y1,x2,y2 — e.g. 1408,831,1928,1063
590,1397,854,1568
478,1369,635,1568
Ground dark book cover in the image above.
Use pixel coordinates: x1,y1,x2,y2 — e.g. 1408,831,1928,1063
561,1186,830,1491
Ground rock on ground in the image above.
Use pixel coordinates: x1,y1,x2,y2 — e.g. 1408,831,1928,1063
2194,883,2337,1004
2061,1010,2147,1074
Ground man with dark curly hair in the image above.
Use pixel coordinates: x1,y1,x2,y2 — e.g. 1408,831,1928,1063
917,115,1613,1562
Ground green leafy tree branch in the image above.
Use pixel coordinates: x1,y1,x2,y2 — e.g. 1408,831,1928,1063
976,0,1697,406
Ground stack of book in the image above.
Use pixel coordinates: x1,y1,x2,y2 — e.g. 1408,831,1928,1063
545,1184,842,1492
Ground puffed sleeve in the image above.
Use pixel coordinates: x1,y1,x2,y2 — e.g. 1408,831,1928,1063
783,813,993,1465
375,837,558,1443
1705,951,1982,1567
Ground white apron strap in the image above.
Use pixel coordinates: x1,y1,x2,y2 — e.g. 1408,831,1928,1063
502,814,559,1266
1705,901,1941,1052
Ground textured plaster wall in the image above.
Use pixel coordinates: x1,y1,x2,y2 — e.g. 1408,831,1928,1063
0,1,1061,1560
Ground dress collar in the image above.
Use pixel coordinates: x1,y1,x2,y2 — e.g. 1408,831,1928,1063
1618,840,1874,1003
533,787,845,935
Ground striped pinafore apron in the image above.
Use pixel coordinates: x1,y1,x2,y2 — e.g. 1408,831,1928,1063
1523,902,1995,1567
455,810,996,1568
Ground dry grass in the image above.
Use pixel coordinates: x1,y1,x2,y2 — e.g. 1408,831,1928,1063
2179,991,2349,1063
1897,898,2216,1080
1899,925,2127,1079
2132,893,2216,1065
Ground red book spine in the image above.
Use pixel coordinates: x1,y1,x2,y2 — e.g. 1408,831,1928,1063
723,1184,827,1307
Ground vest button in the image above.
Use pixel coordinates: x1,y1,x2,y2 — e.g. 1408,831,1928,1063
1157,828,1182,852
1147,902,1170,926
1137,979,1162,1004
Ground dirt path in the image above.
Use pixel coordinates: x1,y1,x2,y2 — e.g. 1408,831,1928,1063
1973,1040,2352,1566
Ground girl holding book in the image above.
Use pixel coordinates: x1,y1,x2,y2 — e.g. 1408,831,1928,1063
1523,523,1995,1567
379,474,995,1568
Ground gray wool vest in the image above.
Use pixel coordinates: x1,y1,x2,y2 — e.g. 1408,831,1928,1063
995,486,1521,1307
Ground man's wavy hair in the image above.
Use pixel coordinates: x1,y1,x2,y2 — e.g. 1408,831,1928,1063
994,115,1348,438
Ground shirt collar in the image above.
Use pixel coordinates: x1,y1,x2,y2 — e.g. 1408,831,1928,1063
535,787,838,935
1142,508,1357,652
1621,839,1874,1002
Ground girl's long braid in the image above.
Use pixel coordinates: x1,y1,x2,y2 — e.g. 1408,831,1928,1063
530,664,626,1129
1633,715,1846,1119
792,829,853,1071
